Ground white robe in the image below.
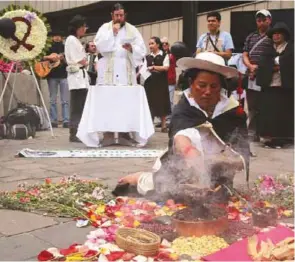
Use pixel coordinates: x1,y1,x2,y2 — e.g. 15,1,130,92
94,21,146,85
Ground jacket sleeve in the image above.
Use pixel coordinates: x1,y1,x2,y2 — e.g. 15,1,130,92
280,41,294,89
256,46,276,88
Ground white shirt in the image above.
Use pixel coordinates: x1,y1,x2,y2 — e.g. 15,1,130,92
65,35,89,90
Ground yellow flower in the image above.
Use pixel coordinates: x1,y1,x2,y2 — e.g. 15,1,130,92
128,199,136,205
283,210,293,217
133,220,141,227
66,254,83,261
99,248,110,255
95,205,105,214
115,211,123,217
170,253,178,260
264,201,272,207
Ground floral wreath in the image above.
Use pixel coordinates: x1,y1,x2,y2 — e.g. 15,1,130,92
0,4,52,64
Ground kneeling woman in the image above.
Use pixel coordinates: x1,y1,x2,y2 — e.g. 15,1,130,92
115,53,250,201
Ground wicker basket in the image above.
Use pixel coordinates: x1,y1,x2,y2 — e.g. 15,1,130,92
115,228,161,256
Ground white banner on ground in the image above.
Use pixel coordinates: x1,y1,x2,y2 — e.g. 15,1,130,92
17,148,164,158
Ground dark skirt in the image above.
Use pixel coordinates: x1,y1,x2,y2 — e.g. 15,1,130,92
144,72,171,118
258,87,294,139
69,89,88,129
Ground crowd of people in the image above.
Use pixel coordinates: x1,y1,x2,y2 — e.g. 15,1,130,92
43,3,293,157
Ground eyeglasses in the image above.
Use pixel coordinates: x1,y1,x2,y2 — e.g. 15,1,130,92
162,42,169,46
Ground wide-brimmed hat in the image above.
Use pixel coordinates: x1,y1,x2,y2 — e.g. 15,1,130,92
177,52,239,79
267,22,291,41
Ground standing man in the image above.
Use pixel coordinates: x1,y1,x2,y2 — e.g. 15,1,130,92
43,31,69,128
161,36,176,124
242,9,272,148
77,3,154,147
85,41,98,85
196,11,234,62
94,3,146,86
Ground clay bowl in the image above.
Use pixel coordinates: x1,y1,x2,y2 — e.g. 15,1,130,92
177,184,211,203
171,205,228,237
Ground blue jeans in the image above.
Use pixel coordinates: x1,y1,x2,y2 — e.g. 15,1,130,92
167,84,176,121
47,78,69,123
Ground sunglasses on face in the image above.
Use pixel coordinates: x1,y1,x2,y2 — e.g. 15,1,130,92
162,42,169,46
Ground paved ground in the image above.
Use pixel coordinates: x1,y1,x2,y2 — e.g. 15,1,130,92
0,128,293,260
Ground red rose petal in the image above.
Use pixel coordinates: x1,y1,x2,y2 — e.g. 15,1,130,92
60,244,79,256
106,251,125,261
37,250,54,261
84,250,98,257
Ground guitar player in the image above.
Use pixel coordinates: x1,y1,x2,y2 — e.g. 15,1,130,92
43,31,69,128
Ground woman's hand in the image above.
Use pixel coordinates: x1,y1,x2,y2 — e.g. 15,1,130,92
148,66,154,71
118,172,142,185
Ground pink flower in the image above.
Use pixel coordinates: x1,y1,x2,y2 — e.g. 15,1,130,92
259,175,285,195
19,197,30,203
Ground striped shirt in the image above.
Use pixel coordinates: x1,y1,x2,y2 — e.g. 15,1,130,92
243,31,273,65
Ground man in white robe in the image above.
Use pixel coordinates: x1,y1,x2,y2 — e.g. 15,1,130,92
77,3,154,147
95,6,146,86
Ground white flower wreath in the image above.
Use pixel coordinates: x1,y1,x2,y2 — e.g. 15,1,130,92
0,7,49,62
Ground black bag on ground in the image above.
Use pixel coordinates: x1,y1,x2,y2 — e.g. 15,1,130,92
4,103,40,139
10,124,33,140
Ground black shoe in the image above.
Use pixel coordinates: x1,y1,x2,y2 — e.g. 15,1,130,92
264,140,282,149
51,122,58,128
69,135,82,143
63,122,69,128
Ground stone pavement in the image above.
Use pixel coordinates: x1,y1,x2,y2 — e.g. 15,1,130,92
0,128,293,260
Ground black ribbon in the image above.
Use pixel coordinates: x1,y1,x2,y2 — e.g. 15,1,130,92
10,17,35,53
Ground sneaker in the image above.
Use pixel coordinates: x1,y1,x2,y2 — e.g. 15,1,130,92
63,122,69,128
51,122,58,128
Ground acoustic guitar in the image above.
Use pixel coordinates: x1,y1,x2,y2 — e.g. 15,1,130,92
34,53,62,78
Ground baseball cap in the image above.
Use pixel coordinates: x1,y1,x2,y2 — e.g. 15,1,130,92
256,9,272,18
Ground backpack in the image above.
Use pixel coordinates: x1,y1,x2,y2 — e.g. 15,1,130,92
4,103,40,139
